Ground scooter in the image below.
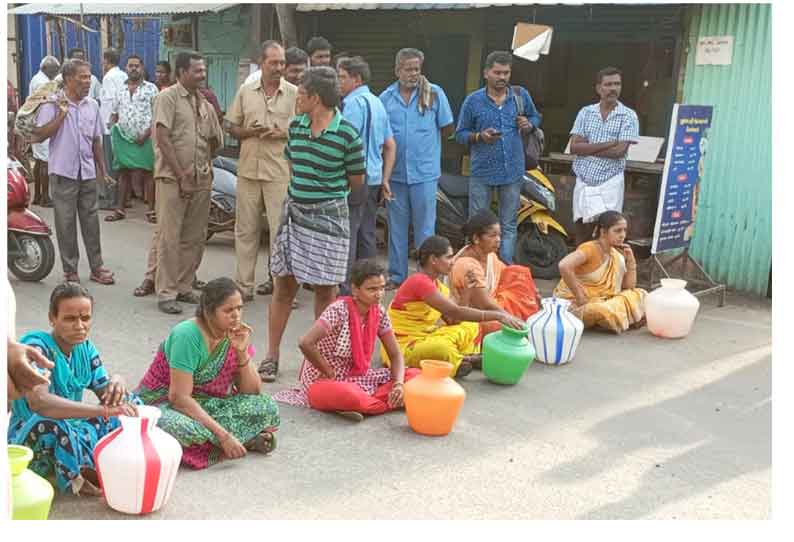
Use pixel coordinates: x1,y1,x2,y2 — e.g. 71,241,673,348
206,156,239,241
7,157,56,281
434,168,569,279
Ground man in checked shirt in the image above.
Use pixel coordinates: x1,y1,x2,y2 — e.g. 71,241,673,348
569,66,639,244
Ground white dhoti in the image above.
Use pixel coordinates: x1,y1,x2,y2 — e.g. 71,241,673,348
573,172,625,223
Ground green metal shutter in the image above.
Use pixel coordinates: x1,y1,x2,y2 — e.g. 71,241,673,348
682,4,772,295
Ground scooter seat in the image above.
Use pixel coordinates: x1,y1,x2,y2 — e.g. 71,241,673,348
438,173,470,199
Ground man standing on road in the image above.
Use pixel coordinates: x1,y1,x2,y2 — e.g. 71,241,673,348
306,36,333,67
379,48,454,290
32,59,115,285
337,56,396,295
99,48,127,210
105,55,158,223
151,51,223,314
226,41,297,301
569,66,639,244
28,55,60,207
455,50,542,264
260,66,365,382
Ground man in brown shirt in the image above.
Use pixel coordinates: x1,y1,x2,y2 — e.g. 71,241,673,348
227,41,297,300
151,51,223,314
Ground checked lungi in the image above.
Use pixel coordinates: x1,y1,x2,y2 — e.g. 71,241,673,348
271,197,350,286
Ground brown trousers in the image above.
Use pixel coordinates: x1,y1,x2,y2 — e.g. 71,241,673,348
155,179,210,301
233,176,288,297
33,159,50,204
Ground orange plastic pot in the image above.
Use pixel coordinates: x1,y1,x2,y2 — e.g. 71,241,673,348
403,360,466,436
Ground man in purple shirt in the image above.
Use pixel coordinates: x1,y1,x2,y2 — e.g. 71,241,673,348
33,59,115,285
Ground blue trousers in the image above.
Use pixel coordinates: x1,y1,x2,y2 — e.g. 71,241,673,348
469,176,523,264
387,179,437,284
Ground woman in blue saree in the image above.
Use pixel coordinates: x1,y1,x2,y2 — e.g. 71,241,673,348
7,283,140,496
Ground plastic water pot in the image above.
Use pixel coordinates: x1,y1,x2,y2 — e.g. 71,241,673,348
404,360,466,436
9,445,54,520
482,324,535,384
646,278,700,339
526,298,584,365
93,405,182,514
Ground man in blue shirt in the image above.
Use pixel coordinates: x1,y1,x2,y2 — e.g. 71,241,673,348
455,50,541,264
338,56,396,294
380,48,455,289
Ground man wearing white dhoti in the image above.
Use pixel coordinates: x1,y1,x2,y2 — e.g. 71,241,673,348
569,66,639,244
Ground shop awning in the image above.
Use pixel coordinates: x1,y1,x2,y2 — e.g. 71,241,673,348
296,3,535,11
9,3,238,15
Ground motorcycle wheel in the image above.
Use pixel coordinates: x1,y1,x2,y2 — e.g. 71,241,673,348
514,223,569,280
8,234,56,282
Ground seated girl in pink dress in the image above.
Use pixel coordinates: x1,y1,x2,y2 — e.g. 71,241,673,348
274,260,419,422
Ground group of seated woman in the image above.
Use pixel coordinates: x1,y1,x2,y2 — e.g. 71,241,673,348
8,210,647,494
9,279,280,496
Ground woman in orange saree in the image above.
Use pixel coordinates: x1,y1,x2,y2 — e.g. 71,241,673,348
449,210,541,338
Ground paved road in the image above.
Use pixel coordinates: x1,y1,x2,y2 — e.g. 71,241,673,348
10,205,771,519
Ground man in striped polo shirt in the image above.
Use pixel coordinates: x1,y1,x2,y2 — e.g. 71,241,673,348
260,66,366,382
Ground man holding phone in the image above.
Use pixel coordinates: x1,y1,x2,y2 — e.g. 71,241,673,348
226,40,297,301
569,66,639,244
455,50,541,264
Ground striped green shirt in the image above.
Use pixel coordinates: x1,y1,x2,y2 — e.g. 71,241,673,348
285,111,366,203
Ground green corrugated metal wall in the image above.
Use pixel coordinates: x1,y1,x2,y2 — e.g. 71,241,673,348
682,3,772,295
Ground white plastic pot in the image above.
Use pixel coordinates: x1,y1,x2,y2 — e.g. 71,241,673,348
646,278,700,339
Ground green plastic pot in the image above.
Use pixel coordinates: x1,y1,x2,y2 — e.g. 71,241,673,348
482,324,535,385
9,445,54,520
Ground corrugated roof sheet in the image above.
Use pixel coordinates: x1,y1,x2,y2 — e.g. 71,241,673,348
296,3,532,12
9,3,237,15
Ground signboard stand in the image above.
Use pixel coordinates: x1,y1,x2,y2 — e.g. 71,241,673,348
648,103,725,306
649,250,726,307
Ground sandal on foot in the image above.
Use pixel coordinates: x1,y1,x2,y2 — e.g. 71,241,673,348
64,272,80,283
176,291,200,304
90,268,115,285
192,278,207,291
335,411,364,422
158,300,183,314
256,280,274,296
258,358,279,382
133,278,155,297
145,211,157,224
104,210,126,222
248,431,278,454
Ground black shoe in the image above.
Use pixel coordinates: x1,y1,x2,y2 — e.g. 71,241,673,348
158,300,183,314
176,291,200,304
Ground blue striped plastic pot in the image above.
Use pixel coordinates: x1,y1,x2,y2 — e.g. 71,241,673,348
526,298,584,365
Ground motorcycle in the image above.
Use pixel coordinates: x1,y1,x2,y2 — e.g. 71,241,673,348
7,157,56,281
393,168,569,279
206,156,239,241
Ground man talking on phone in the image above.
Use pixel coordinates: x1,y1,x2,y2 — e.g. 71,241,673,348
456,51,541,264
568,67,639,244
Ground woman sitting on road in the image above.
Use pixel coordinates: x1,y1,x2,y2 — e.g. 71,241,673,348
385,236,526,378
135,278,280,469
274,260,419,422
555,210,647,333
8,283,140,496
450,210,541,339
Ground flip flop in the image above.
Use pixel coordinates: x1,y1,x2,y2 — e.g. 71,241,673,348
258,358,279,382
248,431,277,454
455,360,474,378
89,268,115,285
104,210,126,222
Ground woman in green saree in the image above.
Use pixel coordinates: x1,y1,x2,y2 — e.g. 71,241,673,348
135,278,280,469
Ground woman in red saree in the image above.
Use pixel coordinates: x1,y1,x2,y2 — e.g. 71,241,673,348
274,260,418,422
450,210,541,339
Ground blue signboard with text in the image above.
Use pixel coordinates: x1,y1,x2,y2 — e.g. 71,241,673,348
651,104,714,254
